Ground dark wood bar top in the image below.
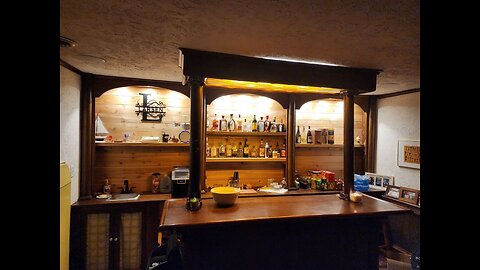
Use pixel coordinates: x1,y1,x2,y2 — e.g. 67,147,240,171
159,194,411,230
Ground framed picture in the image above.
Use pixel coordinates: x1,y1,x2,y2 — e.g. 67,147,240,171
398,140,420,169
399,187,420,205
365,172,395,190
384,185,401,199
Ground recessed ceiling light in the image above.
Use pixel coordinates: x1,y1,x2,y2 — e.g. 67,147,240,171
60,36,77,48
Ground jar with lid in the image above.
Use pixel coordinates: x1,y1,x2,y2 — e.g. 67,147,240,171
152,173,161,193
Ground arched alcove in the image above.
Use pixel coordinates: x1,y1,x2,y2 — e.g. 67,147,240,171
296,98,366,145
95,86,190,141
208,93,286,127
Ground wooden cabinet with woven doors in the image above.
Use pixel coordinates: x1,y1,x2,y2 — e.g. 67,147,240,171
70,201,161,270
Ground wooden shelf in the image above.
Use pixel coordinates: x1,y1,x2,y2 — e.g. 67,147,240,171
206,157,286,163
295,144,364,148
207,131,286,137
95,142,189,147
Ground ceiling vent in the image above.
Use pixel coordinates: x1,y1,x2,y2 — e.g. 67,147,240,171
60,36,77,48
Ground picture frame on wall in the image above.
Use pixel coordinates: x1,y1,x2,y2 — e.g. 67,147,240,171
365,172,395,190
398,140,420,169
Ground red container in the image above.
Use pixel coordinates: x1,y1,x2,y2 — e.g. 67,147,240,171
323,171,336,182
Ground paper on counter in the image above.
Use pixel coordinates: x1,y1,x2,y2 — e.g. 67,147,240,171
257,188,288,194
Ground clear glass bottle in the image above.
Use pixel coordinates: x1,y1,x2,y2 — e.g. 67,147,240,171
242,118,248,132
270,116,277,132
225,138,232,157
220,115,227,131
264,115,271,132
228,114,236,131
211,143,218,158
301,126,307,144
237,114,243,131
212,114,219,131
103,179,111,194
258,116,265,132
219,141,226,157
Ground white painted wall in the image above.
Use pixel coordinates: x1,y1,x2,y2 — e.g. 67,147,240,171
376,92,420,190
60,65,81,204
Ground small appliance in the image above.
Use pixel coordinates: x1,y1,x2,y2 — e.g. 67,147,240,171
171,167,189,198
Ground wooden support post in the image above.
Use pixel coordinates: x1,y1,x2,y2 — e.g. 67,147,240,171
186,76,205,211
287,95,296,187
341,90,355,200
79,74,94,200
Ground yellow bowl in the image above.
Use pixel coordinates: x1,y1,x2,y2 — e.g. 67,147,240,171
211,187,240,206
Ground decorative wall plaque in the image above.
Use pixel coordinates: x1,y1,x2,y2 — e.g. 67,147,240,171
135,93,166,122
397,140,420,169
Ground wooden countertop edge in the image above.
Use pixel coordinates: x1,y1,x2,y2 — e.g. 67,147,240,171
158,208,412,231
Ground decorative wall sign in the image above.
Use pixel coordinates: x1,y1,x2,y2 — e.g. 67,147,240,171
135,93,166,122
397,140,420,169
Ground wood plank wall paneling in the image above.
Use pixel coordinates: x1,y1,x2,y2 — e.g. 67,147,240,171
296,99,365,145
206,163,285,188
94,146,189,194
295,147,344,178
95,86,190,141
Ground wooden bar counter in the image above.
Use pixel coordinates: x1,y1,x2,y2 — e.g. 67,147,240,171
159,194,411,269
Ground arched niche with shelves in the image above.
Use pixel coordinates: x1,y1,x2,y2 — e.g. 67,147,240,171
205,93,287,189
93,85,191,195
294,98,367,178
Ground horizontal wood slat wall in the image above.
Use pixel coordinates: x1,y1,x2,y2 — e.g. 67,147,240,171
206,163,285,188
94,146,189,194
95,86,190,141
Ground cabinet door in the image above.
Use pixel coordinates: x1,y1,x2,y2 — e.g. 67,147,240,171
85,213,111,270
118,211,143,270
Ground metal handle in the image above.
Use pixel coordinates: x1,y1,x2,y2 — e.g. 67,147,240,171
109,237,113,242
114,237,118,242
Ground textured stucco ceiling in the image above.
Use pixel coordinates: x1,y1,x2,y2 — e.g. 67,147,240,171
60,0,419,95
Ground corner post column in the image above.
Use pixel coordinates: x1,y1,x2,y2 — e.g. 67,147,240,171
186,76,205,211
287,95,296,187
340,90,356,200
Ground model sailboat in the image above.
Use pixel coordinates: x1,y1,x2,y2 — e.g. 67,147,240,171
95,113,110,141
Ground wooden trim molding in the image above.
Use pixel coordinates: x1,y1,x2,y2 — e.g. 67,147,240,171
377,88,420,99
89,74,190,98
60,59,83,75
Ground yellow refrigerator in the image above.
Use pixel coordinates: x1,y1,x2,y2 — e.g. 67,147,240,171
60,162,71,270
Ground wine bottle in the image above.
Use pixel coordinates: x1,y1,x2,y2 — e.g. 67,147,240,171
307,126,313,144
296,126,301,143
270,116,277,132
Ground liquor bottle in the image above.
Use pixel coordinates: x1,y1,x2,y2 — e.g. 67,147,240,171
264,142,270,158
219,141,226,157
228,114,236,131
301,126,307,144
270,116,277,133
277,119,285,132
211,143,217,157
231,140,238,157
238,141,244,157
307,126,313,144
328,129,335,144
252,115,258,132
226,137,232,157
237,114,243,131
250,146,257,157
212,114,219,131
259,139,265,157
296,126,301,143
243,139,249,157
258,116,265,132
281,140,287,157
264,115,271,132
242,118,248,132
206,138,210,157
220,115,227,131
